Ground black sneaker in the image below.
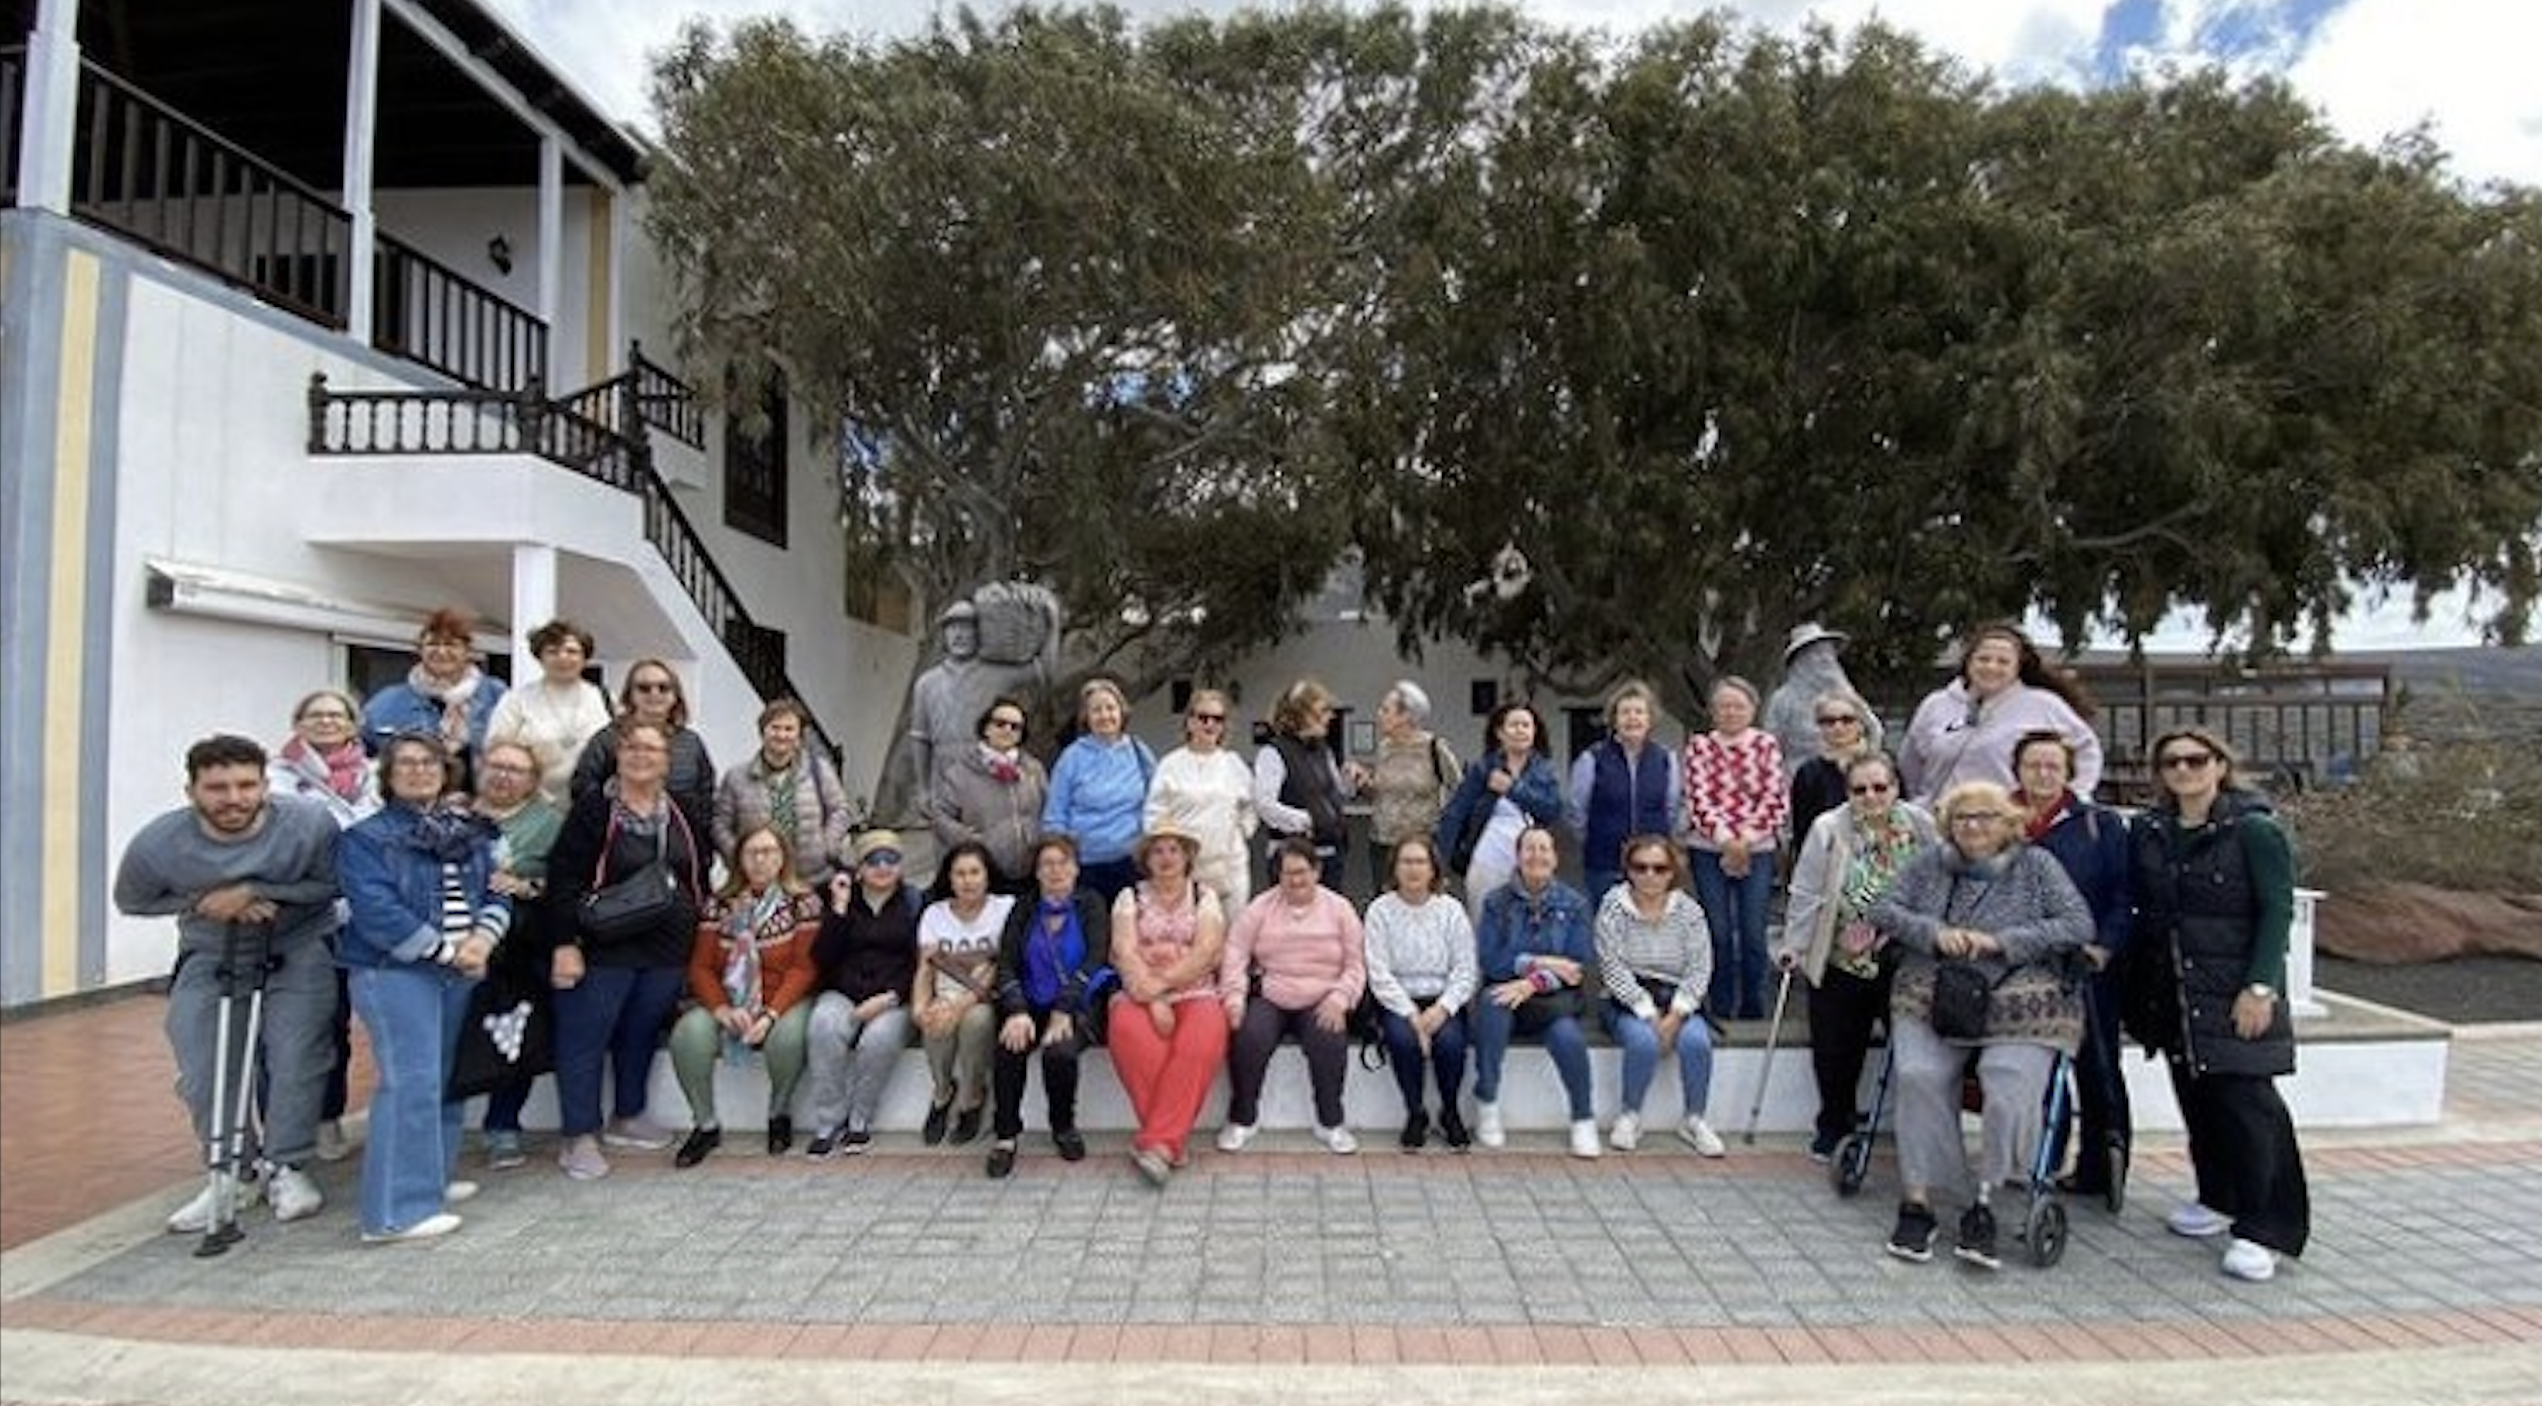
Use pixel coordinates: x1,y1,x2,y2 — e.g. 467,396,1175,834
673,1126,721,1169
840,1129,874,1156
950,1107,984,1146
1053,1129,1087,1162
1808,1131,1841,1164
805,1126,846,1159
1886,1201,1938,1263
766,1115,793,1157
1400,1111,1429,1152
985,1142,1017,1179
921,1102,951,1146
1955,1203,2001,1270
1438,1110,1473,1151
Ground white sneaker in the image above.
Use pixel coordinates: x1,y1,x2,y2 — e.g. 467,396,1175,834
266,1165,324,1223
1216,1122,1258,1154
1313,1124,1359,1156
2168,1202,2231,1239
314,1120,353,1162
444,1180,481,1205
2221,1237,2278,1282
1568,1120,1604,1159
361,1212,462,1245
1609,1110,1642,1152
1476,1102,1506,1149
1678,1116,1727,1158
165,1180,250,1235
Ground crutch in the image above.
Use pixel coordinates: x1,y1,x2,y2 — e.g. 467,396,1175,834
197,921,273,1258
1742,966,1796,1145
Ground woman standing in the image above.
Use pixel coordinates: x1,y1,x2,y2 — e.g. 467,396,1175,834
932,697,1048,894
1897,622,2102,806
484,618,611,807
1360,682,1457,896
361,607,505,783
1434,701,1563,920
714,698,856,889
667,826,825,1168
801,830,921,1157
1108,823,1228,1186
1042,679,1157,903
1594,837,1723,1156
1253,679,1359,893
1567,681,1682,905
1682,677,1788,1020
572,661,717,849
337,731,503,1243
2125,728,2309,1283
913,841,1015,1147
1218,838,1367,1157
471,740,563,1171
2011,730,2135,1204
1362,837,1477,1151
984,836,1110,1178
1471,826,1599,1157
1145,688,1258,909
544,720,707,1181
269,687,378,1162
1870,781,2090,1270
1777,753,1936,1161
1786,691,1879,857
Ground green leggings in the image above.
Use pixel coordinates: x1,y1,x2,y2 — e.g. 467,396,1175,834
668,1002,811,1126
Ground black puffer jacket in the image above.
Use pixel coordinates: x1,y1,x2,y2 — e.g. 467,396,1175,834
2124,790,2297,1078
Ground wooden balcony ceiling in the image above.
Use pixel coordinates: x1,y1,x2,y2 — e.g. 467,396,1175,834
31,0,643,190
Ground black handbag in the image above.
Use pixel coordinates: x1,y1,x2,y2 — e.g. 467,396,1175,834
577,812,681,943
448,968,554,1099
1931,961,2004,1041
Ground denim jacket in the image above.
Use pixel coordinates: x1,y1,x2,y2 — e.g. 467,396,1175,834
337,802,510,968
1475,878,1593,983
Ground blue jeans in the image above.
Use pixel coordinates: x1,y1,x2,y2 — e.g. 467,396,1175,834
1605,1001,1716,1118
1378,1006,1469,1117
1470,995,1593,1120
347,963,470,1234
551,963,685,1136
1690,849,1776,1017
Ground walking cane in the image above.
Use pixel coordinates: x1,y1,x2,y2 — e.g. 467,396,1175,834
1742,967,1796,1146
197,921,274,1258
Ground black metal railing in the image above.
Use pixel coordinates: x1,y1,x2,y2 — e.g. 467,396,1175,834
2,47,24,207
65,58,353,326
307,370,839,763
374,231,547,394
628,342,706,448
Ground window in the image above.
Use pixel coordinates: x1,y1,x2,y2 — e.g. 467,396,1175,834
723,374,788,547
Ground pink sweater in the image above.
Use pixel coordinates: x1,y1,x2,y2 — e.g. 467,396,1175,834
1221,886,1367,1012
1682,728,1789,847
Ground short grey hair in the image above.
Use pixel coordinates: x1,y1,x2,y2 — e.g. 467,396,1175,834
1385,680,1433,725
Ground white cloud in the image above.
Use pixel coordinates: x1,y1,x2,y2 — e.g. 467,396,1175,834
2288,0,2542,187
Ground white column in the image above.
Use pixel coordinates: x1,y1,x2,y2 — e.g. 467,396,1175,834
17,0,83,215
2289,888,2327,1018
606,187,627,373
341,0,383,342
510,543,560,684
537,137,562,383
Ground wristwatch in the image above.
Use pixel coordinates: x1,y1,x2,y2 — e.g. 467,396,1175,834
2244,983,2277,1000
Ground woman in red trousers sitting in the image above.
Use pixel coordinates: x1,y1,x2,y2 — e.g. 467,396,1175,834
1107,822,1228,1187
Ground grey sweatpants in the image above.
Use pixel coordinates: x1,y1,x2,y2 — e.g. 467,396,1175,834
166,931,337,1168
1889,1015,2057,1203
802,993,911,1134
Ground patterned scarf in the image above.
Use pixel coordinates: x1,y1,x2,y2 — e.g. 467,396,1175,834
279,734,368,802
719,887,780,1065
407,663,485,753
401,800,495,862
763,762,802,854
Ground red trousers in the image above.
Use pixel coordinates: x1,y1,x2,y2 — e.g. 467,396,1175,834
1107,995,1228,1159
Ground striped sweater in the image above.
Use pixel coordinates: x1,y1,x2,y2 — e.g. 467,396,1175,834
1681,729,1788,849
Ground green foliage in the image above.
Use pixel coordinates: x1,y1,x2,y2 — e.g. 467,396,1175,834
2282,737,2542,894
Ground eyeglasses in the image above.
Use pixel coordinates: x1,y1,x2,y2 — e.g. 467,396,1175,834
619,741,669,755
1950,812,2009,825
297,710,352,723
1816,715,1861,727
861,850,903,867
1849,782,1894,795
389,757,446,772
419,638,468,651
631,680,677,695
478,760,533,776
2159,752,2217,771
1628,862,1673,876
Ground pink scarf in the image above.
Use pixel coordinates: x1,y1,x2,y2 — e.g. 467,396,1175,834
281,735,369,801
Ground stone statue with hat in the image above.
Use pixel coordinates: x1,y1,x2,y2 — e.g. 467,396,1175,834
1763,622,1883,781
906,583,1064,814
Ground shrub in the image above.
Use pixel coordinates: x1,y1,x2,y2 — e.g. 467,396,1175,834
2281,736,2542,894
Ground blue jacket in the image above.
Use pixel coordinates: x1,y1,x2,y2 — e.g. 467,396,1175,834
1434,749,1564,859
360,678,506,759
1474,878,1593,983
337,802,510,968
2029,796,2134,958
1041,734,1157,864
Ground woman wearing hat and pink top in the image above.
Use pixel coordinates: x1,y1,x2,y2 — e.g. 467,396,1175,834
1108,821,1228,1186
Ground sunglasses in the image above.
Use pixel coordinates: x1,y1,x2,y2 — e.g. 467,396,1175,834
1191,713,1227,725
861,850,903,867
1849,782,1894,795
2159,752,2217,771
1628,861,1673,876
631,680,678,695
986,716,1024,730
1816,715,1861,727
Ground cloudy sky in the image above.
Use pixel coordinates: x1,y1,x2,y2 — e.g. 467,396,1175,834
477,0,2534,648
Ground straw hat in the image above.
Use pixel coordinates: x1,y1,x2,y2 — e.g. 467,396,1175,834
1132,822,1200,869
1781,623,1848,661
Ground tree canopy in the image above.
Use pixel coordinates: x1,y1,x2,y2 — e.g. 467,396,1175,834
643,3,2542,731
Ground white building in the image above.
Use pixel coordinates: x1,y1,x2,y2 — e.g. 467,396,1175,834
0,0,915,1007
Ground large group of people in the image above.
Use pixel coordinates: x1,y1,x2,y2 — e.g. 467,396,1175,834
113,614,2310,1285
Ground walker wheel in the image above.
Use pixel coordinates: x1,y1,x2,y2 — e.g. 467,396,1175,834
1831,1133,1871,1199
2026,1195,2069,1268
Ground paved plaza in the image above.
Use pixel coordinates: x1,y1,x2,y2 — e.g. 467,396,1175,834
3,1000,2539,1405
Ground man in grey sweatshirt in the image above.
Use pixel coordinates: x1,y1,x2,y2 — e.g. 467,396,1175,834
114,733,343,1232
